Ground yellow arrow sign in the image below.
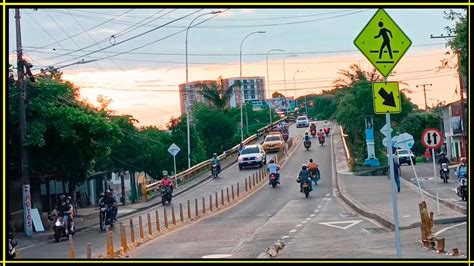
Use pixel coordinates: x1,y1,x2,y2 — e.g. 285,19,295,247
354,9,412,77
373,82,401,114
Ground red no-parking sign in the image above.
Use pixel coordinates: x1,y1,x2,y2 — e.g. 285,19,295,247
421,128,443,149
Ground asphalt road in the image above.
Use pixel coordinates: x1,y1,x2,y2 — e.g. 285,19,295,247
18,123,303,259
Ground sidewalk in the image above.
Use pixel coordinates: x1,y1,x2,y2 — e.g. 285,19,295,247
332,127,466,230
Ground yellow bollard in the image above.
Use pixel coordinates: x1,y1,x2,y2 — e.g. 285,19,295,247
138,216,144,240
155,209,161,232
179,203,184,222
202,197,206,214
209,194,213,211
107,230,114,258
86,243,92,259
187,200,191,219
69,235,75,259
120,222,128,254
147,213,152,236
129,219,135,244
172,206,177,225
163,208,169,228
195,198,199,217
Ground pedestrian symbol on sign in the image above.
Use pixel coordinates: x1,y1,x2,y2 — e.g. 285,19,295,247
374,22,393,61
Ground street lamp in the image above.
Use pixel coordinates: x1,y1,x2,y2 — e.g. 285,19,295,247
266,48,284,126
293,69,304,114
239,30,265,142
185,10,222,168
283,54,297,114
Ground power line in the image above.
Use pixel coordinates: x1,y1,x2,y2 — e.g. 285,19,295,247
52,9,204,67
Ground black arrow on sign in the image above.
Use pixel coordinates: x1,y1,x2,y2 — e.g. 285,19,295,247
426,132,432,145
432,132,438,145
378,87,396,107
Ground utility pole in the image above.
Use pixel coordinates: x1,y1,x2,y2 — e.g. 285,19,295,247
15,8,33,237
415,83,432,110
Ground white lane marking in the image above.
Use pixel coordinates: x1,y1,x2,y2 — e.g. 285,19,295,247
290,229,297,233
306,218,312,221
314,210,319,213
296,224,302,227
327,198,332,201
310,214,316,217
433,222,467,237
318,220,363,230
281,235,290,239
404,215,411,218
302,221,307,224
326,193,330,197
318,205,322,208
202,254,233,258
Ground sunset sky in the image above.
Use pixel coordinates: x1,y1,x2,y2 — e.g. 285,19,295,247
8,8,465,127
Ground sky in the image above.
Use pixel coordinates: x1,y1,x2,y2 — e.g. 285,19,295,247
8,8,466,127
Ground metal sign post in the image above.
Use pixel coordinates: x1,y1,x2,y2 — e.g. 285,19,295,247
421,128,443,215
431,149,440,214
168,143,181,189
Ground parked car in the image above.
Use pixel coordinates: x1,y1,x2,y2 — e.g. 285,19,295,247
396,149,416,165
296,115,309,128
238,145,267,170
262,133,284,153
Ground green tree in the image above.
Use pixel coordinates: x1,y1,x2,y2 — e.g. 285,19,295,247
443,9,467,77
198,76,236,111
272,91,285,98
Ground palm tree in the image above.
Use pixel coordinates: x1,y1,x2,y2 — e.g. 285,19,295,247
198,76,239,111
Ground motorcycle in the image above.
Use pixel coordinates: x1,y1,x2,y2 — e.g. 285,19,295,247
212,164,219,178
161,186,173,205
318,136,325,146
99,202,115,231
53,213,75,242
282,132,289,142
269,173,279,188
456,175,467,201
7,232,17,259
310,128,316,138
310,168,320,186
440,163,449,183
304,140,311,151
324,127,330,136
302,180,312,198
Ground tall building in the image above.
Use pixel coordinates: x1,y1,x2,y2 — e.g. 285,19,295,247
178,76,266,114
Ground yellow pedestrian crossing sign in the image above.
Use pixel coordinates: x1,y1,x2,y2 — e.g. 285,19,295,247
373,82,401,114
354,9,412,77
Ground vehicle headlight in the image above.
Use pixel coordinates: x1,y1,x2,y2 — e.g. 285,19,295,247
238,157,244,162
55,221,61,226
256,155,262,160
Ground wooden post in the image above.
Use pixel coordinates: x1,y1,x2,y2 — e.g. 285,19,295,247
209,194,213,211
231,185,235,200
129,219,135,244
69,235,75,259
163,208,169,228
179,203,184,222
138,216,144,240
120,222,128,253
237,183,240,197
147,213,152,236
86,243,92,259
107,230,114,258
155,210,161,232
215,192,219,208
437,238,445,253
226,187,230,202
171,206,177,225
187,200,191,219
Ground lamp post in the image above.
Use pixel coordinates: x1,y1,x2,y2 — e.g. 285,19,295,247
185,10,222,168
283,54,297,114
266,49,284,126
239,30,265,142
293,69,303,114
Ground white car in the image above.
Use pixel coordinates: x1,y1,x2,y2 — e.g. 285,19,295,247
238,145,267,170
396,149,416,165
296,115,309,128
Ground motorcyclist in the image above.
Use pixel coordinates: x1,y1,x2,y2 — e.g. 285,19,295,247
307,159,320,182
238,143,244,155
99,190,117,220
304,132,311,142
297,164,313,193
211,153,221,174
58,196,74,234
317,129,325,141
267,159,281,185
455,157,467,181
437,152,450,176
161,171,174,194
109,188,119,221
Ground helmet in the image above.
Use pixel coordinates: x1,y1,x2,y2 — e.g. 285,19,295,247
309,159,313,163
162,170,168,176
302,164,307,170
269,159,275,164
460,157,466,163
65,196,72,202
59,194,65,200
440,152,445,156
305,132,308,135
105,190,111,194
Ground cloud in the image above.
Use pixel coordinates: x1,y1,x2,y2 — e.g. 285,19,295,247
240,9,256,14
